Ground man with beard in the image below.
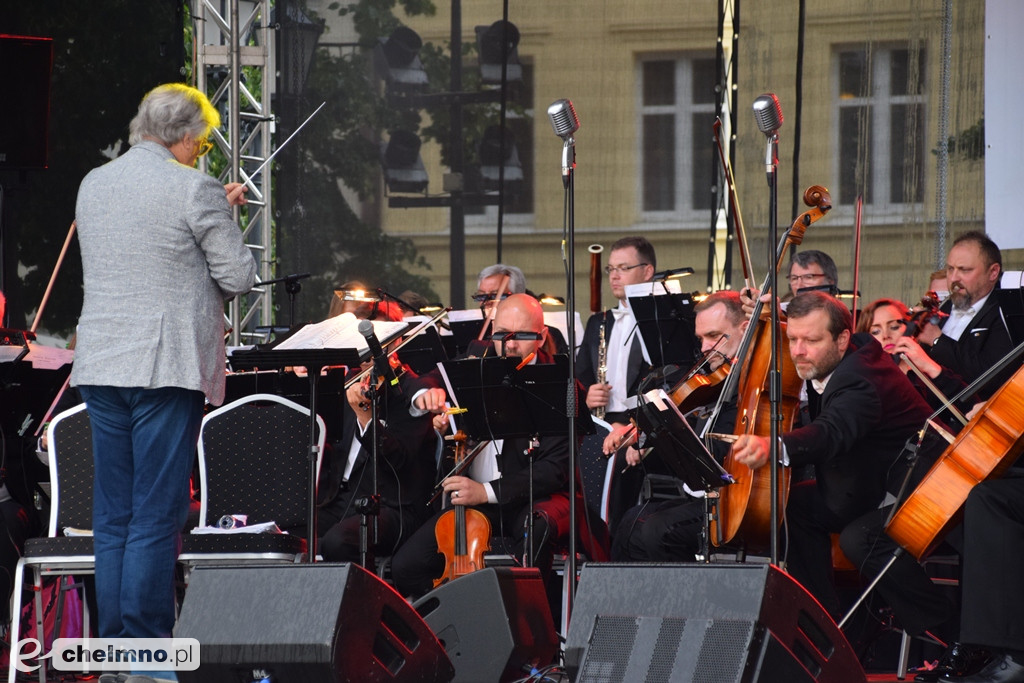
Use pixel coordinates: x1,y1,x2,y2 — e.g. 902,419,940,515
731,292,932,620
892,231,1014,403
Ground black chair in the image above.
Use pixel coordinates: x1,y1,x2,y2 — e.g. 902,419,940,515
178,393,326,567
7,403,94,683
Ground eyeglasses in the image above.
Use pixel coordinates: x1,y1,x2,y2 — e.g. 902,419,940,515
787,272,827,284
195,138,214,158
604,263,648,275
471,291,512,303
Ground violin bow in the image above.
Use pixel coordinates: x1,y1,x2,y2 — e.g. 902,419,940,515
31,220,77,335
714,118,756,292
851,195,863,328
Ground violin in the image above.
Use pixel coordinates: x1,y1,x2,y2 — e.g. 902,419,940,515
668,359,732,415
905,291,948,341
433,431,492,587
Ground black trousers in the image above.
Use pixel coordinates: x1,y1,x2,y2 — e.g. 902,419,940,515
839,505,953,636
960,475,1024,652
390,493,570,599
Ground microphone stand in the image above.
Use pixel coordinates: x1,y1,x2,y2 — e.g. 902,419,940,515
260,272,312,328
562,136,579,619
765,129,782,566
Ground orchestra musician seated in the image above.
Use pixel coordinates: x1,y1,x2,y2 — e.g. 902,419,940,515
731,292,934,623
608,290,746,561
389,293,597,599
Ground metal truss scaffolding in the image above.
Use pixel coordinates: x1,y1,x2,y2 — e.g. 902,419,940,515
193,0,274,345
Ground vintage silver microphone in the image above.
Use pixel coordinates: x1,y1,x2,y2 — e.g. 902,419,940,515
752,93,783,177
547,99,580,186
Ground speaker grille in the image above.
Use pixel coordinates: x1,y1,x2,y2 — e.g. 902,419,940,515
643,617,685,683
580,615,639,682
693,620,755,683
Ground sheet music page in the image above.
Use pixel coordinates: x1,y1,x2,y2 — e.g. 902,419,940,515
273,313,407,351
448,309,484,323
25,343,74,370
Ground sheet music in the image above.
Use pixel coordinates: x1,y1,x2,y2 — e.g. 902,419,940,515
24,343,74,370
272,312,407,352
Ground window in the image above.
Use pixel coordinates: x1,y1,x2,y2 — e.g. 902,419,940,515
639,55,717,217
836,45,926,207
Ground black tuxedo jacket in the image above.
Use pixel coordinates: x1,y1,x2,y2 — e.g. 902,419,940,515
406,348,572,507
576,309,648,398
784,333,933,523
929,292,1015,402
320,370,436,516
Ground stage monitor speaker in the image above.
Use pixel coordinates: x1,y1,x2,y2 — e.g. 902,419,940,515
565,563,865,683
174,562,454,683
412,567,558,683
0,34,53,169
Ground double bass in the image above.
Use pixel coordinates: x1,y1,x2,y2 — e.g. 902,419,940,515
886,347,1024,559
709,185,833,549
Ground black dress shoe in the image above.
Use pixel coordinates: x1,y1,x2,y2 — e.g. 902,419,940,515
914,642,991,682
947,651,1024,682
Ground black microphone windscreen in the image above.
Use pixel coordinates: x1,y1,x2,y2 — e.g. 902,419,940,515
752,93,783,135
547,99,580,138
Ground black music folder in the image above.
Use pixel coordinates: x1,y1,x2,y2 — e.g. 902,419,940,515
0,331,73,438
626,281,699,368
439,354,594,441
635,388,733,492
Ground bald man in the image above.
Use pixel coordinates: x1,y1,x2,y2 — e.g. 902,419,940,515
391,294,575,598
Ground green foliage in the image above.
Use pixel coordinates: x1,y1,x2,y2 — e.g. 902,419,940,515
933,116,985,161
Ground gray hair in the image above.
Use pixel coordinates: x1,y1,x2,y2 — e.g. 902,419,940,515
128,83,220,147
477,264,526,294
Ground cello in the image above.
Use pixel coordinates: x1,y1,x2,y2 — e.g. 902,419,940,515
433,430,492,587
709,185,833,549
885,348,1024,560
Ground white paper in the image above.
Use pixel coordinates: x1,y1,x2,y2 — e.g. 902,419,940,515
272,312,407,352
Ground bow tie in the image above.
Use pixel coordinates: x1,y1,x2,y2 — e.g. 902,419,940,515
611,307,630,321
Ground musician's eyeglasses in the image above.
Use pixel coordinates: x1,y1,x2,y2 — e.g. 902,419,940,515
195,137,214,158
604,263,648,275
787,272,827,284
471,291,512,303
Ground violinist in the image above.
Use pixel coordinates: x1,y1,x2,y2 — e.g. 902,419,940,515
390,294,576,599
857,298,911,356
317,301,437,564
731,292,933,620
610,290,746,561
891,231,1014,403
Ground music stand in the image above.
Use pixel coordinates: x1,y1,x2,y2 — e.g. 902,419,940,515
229,347,361,564
439,355,592,566
627,282,698,368
439,355,593,440
997,287,1024,347
1,332,73,440
635,388,733,561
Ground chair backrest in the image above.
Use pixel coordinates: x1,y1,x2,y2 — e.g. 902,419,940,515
46,403,94,536
197,393,326,533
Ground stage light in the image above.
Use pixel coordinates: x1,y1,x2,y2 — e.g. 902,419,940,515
475,21,522,84
537,294,565,306
381,130,429,194
478,125,523,190
374,26,428,91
